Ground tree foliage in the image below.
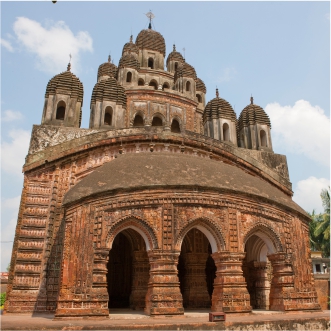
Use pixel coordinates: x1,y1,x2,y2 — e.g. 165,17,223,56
309,187,330,257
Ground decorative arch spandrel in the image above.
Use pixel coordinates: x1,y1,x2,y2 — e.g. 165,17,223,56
242,221,284,254
174,208,227,253
104,215,159,251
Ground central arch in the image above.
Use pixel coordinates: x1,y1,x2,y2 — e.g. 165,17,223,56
175,218,225,253
177,228,216,309
175,219,224,310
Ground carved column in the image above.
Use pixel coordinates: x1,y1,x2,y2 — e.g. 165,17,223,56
182,252,211,308
145,250,184,315
268,252,295,311
90,248,110,315
130,251,149,310
211,251,252,313
252,261,270,310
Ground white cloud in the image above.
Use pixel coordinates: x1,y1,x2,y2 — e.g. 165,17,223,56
13,17,93,74
1,110,23,122
1,38,14,52
217,67,237,83
266,100,330,167
1,129,31,175
293,177,330,214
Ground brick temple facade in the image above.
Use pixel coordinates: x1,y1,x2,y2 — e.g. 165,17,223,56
4,22,321,318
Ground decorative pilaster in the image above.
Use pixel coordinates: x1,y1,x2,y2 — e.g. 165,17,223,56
211,251,252,313
252,261,270,310
130,251,149,310
268,252,295,311
182,252,211,308
145,250,184,315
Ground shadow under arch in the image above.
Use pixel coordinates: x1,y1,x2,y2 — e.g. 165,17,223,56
106,216,159,251
175,218,226,253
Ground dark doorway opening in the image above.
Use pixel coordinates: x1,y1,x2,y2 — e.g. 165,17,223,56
107,229,150,310
107,232,132,308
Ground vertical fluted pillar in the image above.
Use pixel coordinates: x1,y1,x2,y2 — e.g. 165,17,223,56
130,251,149,310
145,250,184,315
182,252,211,308
268,252,294,310
252,261,270,310
211,251,252,313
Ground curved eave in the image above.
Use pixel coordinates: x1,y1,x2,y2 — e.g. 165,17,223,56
62,153,308,219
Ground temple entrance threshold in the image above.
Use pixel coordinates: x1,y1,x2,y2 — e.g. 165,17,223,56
107,229,150,311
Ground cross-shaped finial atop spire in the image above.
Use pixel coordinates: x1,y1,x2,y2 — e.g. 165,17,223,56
216,87,219,98
146,10,155,29
250,95,253,105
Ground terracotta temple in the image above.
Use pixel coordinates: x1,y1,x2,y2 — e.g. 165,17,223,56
4,20,321,318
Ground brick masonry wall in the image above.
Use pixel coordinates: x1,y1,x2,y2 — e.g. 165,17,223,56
314,276,330,310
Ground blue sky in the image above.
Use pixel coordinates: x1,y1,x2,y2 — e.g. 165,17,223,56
1,1,330,270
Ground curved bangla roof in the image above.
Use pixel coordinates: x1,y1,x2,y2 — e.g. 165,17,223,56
45,67,83,103
238,99,271,129
118,53,140,70
174,62,197,81
63,152,306,216
90,76,126,108
166,45,184,65
97,59,117,80
122,37,139,55
203,96,237,122
135,29,166,57
196,78,206,94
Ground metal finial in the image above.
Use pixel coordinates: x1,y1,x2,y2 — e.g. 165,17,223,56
130,35,133,43
173,44,176,51
108,54,111,62
250,95,253,105
67,54,72,71
146,10,155,29
216,88,219,98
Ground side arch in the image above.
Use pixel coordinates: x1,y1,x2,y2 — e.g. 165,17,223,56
106,216,159,251
175,218,225,253
243,223,283,254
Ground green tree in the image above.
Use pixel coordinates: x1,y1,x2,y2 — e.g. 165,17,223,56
309,187,330,257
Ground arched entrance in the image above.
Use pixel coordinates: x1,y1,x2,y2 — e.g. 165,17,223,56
177,228,216,309
243,234,273,310
107,229,150,310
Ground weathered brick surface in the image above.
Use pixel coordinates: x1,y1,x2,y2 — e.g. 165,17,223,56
314,276,330,310
4,25,321,318
4,140,321,316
